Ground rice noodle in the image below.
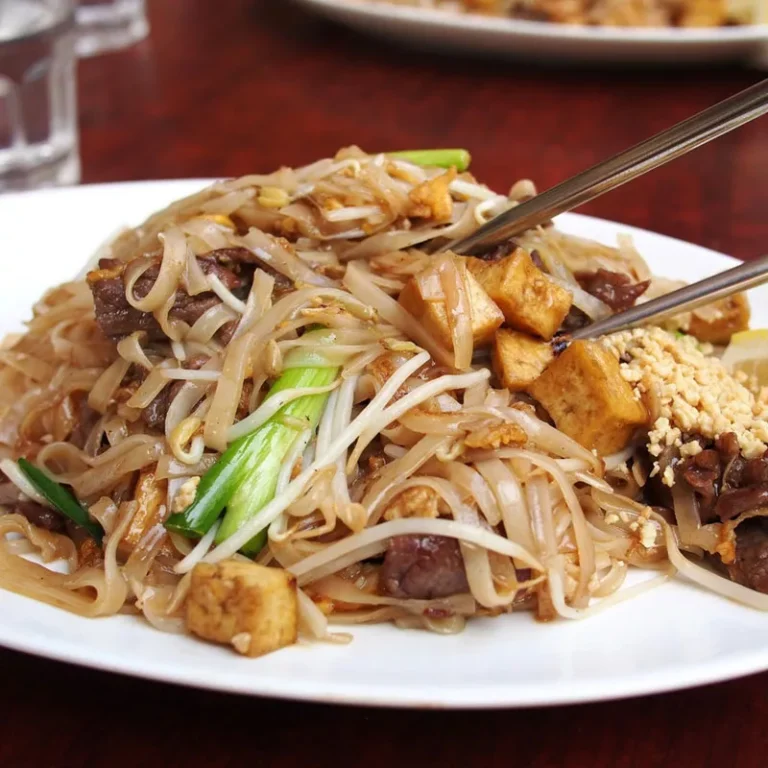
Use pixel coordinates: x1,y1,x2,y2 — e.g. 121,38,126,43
125,228,188,313
290,517,545,586
0,458,53,508
3,150,764,655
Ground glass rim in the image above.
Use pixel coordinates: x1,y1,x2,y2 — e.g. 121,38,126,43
0,0,77,48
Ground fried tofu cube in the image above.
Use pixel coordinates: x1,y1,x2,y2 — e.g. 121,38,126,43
465,249,572,340
187,561,298,658
408,168,456,221
493,328,554,391
678,0,727,26
687,294,750,345
464,422,528,449
528,340,648,455
399,261,504,349
122,469,167,554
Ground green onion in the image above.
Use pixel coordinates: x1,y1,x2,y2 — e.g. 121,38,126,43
17,458,104,542
387,149,471,172
165,330,340,555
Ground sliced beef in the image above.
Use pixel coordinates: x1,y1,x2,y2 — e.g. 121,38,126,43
12,501,65,532
88,251,245,341
66,521,104,568
679,449,721,523
715,484,768,522
468,238,520,263
561,305,590,332
208,246,294,298
68,395,101,450
728,518,768,593
716,432,741,460
741,458,768,487
141,355,208,432
89,262,162,339
380,534,469,600
143,385,180,432
575,269,650,312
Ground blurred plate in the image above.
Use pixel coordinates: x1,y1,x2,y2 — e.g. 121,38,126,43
1,180,768,708
296,0,768,64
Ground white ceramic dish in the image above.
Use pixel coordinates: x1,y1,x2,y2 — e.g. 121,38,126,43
0,179,766,708
295,0,768,64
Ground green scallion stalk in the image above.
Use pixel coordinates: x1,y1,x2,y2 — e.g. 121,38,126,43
387,148,471,172
17,458,104,542
165,330,340,555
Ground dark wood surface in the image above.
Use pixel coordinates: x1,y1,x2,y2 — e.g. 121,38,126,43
4,2,768,766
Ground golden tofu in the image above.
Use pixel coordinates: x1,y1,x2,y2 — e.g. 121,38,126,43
408,168,456,222
687,294,750,345
464,422,527,450
466,249,572,340
493,328,554,392
399,260,504,350
528,340,648,455
187,560,298,658
120,469,169,557
383,485,443,521
678,0,727,26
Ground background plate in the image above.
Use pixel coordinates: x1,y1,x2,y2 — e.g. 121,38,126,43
295,0,768,64
0,180,766,708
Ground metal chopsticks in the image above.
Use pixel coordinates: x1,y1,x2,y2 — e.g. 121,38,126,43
570,254,768,340
442,78,768,255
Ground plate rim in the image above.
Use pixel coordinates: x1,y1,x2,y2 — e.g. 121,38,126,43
0,178,765,709
296,0,768,45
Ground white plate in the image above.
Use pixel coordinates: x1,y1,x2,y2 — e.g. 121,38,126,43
296,0,768,64
0,180,767,708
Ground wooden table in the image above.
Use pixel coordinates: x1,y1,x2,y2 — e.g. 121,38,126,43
3,2,768,765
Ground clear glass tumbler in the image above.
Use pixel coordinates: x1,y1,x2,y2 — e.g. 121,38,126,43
0,0,79,192
75,0,148,57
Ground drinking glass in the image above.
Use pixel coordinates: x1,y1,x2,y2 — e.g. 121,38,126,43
0,0,79,192
75,0,148,56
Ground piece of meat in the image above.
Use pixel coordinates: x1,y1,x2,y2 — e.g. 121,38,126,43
88,253,244,340
716,431,741,460
742,457,768,487
213,246,294,298
680,449,721,523
715,484,768,522
68,395,101,450
11,501,65,532
140,355,209,432
380,534,469,599
89,262,162,339
576,269,650,312
143,384,180,432
561,305,590,332
728,518,768,593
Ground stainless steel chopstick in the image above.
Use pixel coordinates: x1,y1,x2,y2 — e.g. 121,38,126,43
442,78,768,255
570,254,768,340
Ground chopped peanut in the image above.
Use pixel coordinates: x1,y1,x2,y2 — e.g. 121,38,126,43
602,327,768,477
